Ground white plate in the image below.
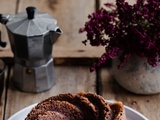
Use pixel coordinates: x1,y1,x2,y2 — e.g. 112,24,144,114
8,100,148,120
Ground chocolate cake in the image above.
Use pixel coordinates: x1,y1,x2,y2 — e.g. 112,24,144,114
25,92,126,120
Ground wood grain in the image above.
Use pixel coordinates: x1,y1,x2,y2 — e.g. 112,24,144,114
5,66,96,119
101,68,159,120
0,66,8,120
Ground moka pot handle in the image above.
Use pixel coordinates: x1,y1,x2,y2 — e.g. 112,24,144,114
0,14,8,48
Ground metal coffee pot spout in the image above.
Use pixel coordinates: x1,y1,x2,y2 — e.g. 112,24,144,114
0,14,13,25
48,24,62,44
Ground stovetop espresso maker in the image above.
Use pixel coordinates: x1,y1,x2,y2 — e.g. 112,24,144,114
0,6,62,92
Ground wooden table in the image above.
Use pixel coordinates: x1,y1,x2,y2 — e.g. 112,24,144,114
0,0,159,120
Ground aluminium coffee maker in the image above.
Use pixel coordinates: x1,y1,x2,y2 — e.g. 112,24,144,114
0,6,62,92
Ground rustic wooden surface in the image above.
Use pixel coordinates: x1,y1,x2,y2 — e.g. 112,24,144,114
0,66,8,120
0,0,159,120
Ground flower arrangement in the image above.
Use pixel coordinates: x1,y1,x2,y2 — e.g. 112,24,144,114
80,0,160,71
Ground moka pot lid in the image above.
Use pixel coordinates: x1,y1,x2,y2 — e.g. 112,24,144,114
6,6,57,36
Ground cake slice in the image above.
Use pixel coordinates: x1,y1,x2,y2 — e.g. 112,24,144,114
78,92,113,120
109,102,126,120
25,100,83,120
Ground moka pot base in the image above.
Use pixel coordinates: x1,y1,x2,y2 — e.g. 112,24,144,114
13,58,55,93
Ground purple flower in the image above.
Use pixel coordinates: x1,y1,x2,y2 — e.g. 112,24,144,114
80,0,160,71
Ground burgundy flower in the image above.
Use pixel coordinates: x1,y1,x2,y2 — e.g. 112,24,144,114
80,0,160,71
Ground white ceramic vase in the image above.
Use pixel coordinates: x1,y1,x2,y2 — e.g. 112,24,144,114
111,56,160,94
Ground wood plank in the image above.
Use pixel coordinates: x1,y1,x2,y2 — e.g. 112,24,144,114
5,66,96,119
0,66,8,120
101,68,159,120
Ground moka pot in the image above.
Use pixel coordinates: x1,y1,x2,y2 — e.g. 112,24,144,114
0,6,62,92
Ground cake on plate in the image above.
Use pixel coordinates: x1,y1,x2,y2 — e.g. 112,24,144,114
25,92,126,120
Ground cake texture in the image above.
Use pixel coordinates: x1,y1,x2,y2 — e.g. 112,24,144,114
25,92,126,120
